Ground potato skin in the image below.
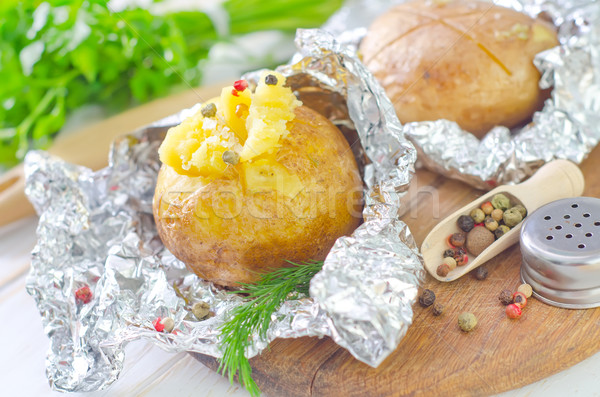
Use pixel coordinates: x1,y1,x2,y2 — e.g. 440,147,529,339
153,106,363,287
359,0,559,137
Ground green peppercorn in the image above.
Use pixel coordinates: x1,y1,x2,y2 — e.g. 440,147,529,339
494,225,510,239
192,301,211,320
458,312,477,332
513,204,527,218
491,193,511,210
201,103,217,118
222,150,240,165
484,217,499,231
503,207,523,227
470,208,485,223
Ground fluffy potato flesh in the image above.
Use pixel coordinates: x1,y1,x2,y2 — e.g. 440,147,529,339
154,71,363,286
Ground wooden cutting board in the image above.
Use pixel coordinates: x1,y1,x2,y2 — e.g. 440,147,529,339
4,83,599,396
193,144,600,396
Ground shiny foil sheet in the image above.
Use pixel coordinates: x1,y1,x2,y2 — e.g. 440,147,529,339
25,28,421,392
326,0,600,189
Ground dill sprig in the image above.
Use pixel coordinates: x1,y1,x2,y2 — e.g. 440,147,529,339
218,260,324,397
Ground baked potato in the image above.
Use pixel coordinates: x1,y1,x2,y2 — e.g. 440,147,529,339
153,71,363,287
359,0,559,137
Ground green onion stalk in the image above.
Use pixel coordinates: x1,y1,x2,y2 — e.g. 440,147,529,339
0,0,343,168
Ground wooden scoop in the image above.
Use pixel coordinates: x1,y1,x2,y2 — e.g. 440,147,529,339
421,160,585,282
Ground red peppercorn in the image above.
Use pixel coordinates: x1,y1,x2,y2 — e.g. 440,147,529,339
506,304,522,319
153,317,165,332
75,285,92,304
449,232,466,247
481,201,494,215
231,89,239,97
453,248,467,266
512,292,527,308
233,79,248,91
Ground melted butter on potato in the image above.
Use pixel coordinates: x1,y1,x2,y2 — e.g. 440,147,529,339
158,70,302,197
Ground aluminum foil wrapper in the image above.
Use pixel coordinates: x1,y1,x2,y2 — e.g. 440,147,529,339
324,0,600,190
25,28,421,392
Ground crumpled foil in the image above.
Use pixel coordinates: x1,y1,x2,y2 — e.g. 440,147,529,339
25,28,421,392
325,0,600,190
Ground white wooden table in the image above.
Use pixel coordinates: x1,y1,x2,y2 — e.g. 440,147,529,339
2,218,600,397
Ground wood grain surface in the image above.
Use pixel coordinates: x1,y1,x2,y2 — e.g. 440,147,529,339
4,82,599,396
193,144,600,397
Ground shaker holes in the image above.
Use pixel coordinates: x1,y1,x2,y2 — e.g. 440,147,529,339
578,244,586,249
546,236,553,240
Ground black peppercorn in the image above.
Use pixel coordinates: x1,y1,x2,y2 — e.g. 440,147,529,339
201,103,217,118
265,74,278,85
499,289,513,305
419,289,436,307
432,303,444,316
443,249,455,258
457,215,475,232
472,266,488,280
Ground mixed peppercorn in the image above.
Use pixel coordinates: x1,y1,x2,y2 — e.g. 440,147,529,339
436,193,527,278
420,281,535,332
498,283,533,319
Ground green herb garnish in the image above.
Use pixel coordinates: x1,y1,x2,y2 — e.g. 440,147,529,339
0,0,343,169
218,260,324,396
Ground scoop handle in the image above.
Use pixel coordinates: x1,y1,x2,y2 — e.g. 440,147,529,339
510,160,585,211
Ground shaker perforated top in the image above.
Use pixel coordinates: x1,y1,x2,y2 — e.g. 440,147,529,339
520,197,600,308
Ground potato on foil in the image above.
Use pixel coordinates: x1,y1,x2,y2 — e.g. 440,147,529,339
153,71,363,287
360,0,559,137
